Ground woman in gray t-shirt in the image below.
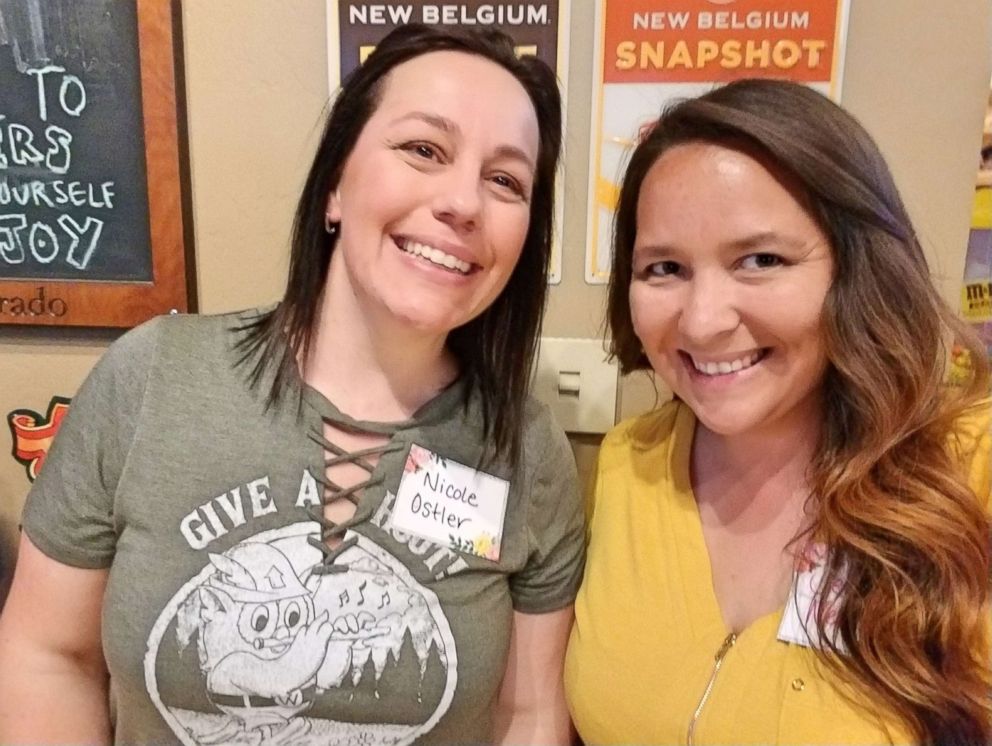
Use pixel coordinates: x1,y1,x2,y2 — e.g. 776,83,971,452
0,24,583,746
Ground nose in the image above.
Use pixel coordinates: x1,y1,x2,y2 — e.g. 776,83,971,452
432,162,482,231
677,271,740,345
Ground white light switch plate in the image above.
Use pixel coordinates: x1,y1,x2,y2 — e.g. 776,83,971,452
532,337,619,434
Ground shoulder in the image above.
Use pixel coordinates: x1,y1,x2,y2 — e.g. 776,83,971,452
598,399,685,470
103,307,252,359
58,308,270,436
101,307,269,381
515,395,578,487
583,400,688,524
519,396,570,454
137,307,265,357
952,398,991,442
950,398,991,505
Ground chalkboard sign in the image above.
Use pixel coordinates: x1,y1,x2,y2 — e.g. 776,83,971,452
0,0,191,327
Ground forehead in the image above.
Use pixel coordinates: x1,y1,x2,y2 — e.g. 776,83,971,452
636,141,822,237
378,50,526,104
370,51,540,155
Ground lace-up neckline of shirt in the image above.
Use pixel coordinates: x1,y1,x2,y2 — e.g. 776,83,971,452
299,379,467,575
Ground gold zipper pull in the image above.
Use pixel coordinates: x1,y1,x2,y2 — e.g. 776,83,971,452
715,632,737,660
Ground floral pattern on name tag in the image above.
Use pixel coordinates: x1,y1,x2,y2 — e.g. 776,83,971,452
392,444,509,562
778,542,847,652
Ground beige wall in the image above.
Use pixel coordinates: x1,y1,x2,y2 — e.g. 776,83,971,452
1,1,989,599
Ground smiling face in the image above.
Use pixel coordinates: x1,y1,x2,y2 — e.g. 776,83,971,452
629,141,834,439
324,50,540,339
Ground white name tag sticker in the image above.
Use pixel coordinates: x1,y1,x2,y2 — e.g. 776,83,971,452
777,543,847,653
391,444,508,561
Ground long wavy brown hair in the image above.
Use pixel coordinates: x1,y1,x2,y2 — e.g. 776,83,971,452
607,79,991,745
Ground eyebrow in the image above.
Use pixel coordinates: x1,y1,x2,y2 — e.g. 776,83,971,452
391,111,458,134
390,111,536,172
493,144,536,172
725,231,819,255
634,232,813,256
725,231,799,251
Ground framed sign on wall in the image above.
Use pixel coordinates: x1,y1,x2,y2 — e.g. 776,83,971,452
0,0,194,327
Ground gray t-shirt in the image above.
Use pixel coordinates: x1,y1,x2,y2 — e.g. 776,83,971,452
22,310,584,745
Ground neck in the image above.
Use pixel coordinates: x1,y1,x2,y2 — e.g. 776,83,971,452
302,259,458,421
690,399,822,530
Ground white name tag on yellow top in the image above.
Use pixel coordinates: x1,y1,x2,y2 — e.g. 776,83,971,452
390,443,508,561
777,543,847,652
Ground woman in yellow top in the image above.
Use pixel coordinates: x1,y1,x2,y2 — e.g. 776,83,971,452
564,79,991,745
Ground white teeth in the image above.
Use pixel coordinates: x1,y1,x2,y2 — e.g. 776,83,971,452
692,350,763,376
402,240,471,274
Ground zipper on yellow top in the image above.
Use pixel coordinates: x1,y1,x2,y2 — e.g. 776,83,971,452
686,632,737,746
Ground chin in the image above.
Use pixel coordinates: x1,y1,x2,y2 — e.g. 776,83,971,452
388,305,463,336
698,419,759,439
686,402,762,437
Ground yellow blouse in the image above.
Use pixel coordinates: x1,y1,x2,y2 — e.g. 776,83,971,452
564,400,990,745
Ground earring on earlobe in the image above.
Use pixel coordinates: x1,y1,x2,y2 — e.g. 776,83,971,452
324,214,338,235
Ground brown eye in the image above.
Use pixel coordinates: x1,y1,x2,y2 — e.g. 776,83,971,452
490,173,524,196
400,141,444,161
648,260,681,277
740,253,784,270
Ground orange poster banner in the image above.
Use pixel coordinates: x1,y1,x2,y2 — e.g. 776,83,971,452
602,0,841,84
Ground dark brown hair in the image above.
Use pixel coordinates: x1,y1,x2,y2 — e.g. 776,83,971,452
608,78,991,745
236,24,562,464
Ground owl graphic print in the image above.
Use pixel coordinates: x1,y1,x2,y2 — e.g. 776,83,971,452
145,519,459,746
